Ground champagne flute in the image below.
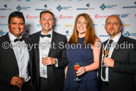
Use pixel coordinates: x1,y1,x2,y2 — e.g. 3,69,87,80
74,63,81,81
42,54,47,75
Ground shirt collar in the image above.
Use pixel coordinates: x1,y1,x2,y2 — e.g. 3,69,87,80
109,32,121,43
41,29,53,37
8,31,22,42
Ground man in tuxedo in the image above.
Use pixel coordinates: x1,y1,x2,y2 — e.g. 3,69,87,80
99,15,136,91
0,11,33,91
30,10,68,91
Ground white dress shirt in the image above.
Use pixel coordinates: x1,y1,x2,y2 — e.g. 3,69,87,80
8,32,30,82
39,30,53,78
101,33,121,82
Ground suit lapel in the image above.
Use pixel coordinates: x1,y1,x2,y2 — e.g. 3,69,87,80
111,35,125,58
23,36,29,44
33,32,41,63
4,34,19,71
47,31,57,84
48,31,56,57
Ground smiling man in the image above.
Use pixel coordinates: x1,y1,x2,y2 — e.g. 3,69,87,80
0,11,33,91
30,10,68,91
99,15,136,91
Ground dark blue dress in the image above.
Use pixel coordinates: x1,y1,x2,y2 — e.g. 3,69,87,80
64,37,98,91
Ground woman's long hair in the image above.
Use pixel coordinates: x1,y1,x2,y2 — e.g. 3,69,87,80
69,13,96,45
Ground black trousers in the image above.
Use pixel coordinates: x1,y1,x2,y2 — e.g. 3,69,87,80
100,82,109,91
39,77,49,91
21,80,34,91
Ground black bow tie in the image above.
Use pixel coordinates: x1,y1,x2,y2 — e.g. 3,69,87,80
14,38,23,42
40,34,51,38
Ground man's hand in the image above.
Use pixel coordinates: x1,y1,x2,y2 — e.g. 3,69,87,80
10,76,24,88
42,57,55,65
103,57,114,67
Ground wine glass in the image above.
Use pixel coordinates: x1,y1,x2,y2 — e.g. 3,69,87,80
74,63,81,81
42,54,47,75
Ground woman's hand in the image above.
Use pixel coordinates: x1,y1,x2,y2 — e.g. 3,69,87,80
76,67,86,76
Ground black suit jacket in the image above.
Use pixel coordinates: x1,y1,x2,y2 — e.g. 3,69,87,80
30,31,68,91
0,33,33,91
98,35,136,91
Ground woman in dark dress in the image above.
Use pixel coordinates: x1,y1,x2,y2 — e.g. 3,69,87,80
64,13,100,91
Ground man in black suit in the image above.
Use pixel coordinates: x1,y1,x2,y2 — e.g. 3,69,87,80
0,11,33,91
99,15,136,91
30,10,68,91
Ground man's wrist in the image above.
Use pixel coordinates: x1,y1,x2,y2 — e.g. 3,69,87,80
54,59,57,64
54,58,58,67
